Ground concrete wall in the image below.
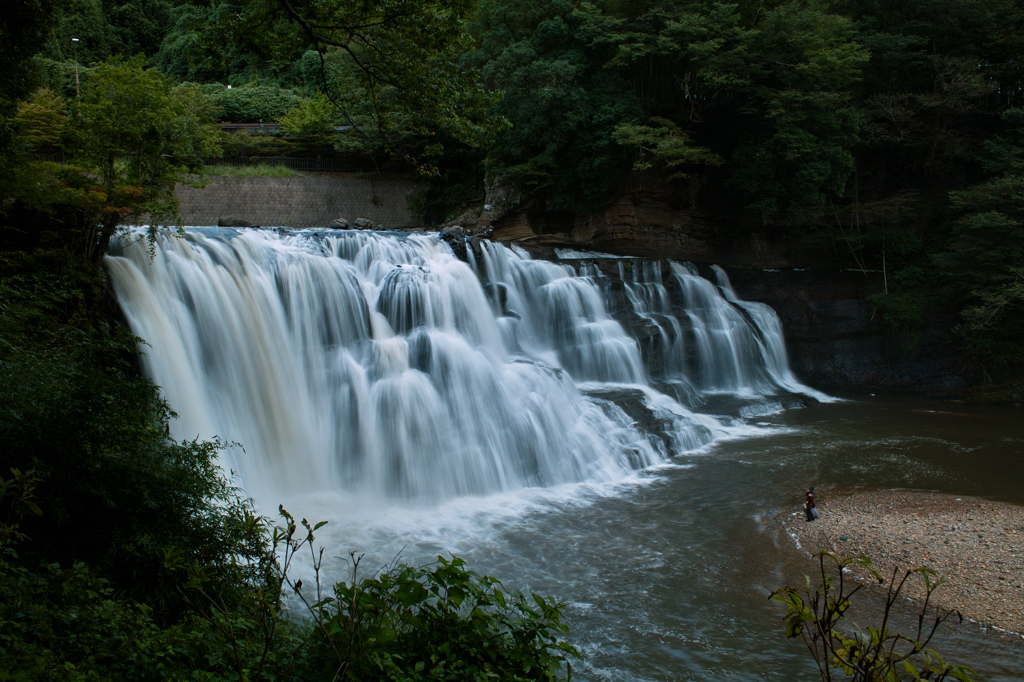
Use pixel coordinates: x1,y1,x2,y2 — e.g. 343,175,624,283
175,175,428,228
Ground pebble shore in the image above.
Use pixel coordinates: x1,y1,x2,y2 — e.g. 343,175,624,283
778,489,1024,636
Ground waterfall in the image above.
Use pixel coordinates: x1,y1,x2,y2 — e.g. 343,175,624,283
106,228,821,506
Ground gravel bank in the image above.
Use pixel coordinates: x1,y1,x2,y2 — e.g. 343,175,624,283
778,489,1024,636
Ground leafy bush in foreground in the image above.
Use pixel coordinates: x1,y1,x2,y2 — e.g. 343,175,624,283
274,512,579,681
771,552,977,681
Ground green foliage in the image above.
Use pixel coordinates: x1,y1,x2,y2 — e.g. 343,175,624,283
26,55,82,100
628,0,867,218
47,0,117,65
868,288,928,333
0,468,44,545
157,1,310,87
0,0,61,115
0,557,166,680
0,0,62,226
176,0,499,171
472,0,866,216
613,117,720,178
956,267,1024,370
218,128,308,158
726,2,867,218
472,0,641,209
2,56,216,258
0,261,272,621
204,163,304,178
74,57,217,189
15,88,67,150
280,94,343,138
340,559,577,681
771,552,978,681
407,141,487,225
844,0,1022,172
205,82,304,124
276,510,581,681
934,108,1024,374
48,57,220,257
45,0,174,65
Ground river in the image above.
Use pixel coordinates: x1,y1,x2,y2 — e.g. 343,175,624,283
279,395,1024,681
106,228,1024,680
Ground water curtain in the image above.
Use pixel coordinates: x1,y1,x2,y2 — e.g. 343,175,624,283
106,228,817,505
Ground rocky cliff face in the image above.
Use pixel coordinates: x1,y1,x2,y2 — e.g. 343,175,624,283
723,268,964,396
457,174,797,268
451,175,966,397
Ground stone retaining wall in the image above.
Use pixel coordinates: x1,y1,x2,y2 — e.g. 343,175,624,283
175,175,428,228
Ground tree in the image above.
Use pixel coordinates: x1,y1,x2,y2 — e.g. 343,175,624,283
280,93,345,138
469,0,641,210
588,0,868,220
183,0,499,167
156,2,304,86
937,108,1024,377
0,0,62,223
65,56,220,258
612,116,721,179
841,0,1024,175
15,87,67,150
0,0,61,114
726,2,867,219
771,552,977,681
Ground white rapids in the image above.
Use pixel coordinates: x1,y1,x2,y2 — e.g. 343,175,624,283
105,227,823,508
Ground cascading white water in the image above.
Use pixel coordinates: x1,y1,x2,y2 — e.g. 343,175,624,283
105,227,821,507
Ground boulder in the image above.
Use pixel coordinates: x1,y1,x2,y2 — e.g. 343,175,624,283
217,216,254,228
353,217,374,230
329,217,349,229
439,226,470,259
440,225,468,240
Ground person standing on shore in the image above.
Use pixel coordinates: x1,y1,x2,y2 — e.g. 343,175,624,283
804,487,817,521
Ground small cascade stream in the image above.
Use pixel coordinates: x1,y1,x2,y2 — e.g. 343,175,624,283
106,228,821,507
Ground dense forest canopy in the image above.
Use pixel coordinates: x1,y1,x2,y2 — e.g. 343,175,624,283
6,0,1023,382
0,0,1020,678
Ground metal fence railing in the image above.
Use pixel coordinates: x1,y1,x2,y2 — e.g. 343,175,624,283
219,123,283,133
204,156,372,172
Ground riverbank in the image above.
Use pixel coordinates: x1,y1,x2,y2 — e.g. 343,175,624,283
776,489,1024,636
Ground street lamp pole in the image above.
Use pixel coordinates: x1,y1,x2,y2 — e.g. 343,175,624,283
71,38,80,98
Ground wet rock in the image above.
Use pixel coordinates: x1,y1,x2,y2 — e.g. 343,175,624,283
217,216,255,227
484,283,511,316
440,225,469,240
329,217,349,228
439,226,470,259
353,217,374,230
582,386,677,452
